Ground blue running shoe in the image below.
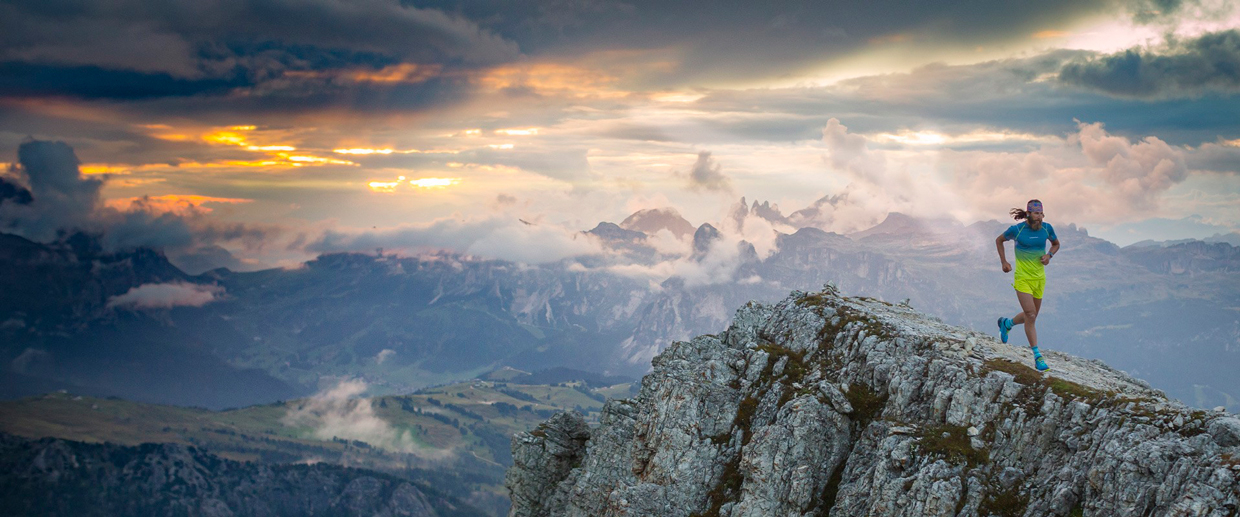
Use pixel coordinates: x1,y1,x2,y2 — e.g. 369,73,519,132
1034,354,1049,372
997,317,1012,344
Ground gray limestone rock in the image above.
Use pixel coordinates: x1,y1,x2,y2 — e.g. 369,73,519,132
1208,417,1240,447
507,288,1240,517
507,411,592,517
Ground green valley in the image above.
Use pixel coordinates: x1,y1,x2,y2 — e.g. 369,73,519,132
0,376,634,516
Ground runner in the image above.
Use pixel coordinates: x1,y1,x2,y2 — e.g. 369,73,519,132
995,199,1060,371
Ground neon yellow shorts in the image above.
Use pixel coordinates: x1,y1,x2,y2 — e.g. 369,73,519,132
1013,276,1045,299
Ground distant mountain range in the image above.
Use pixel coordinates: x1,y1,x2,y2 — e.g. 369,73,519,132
1127,232,1240,248
1,199,1236,412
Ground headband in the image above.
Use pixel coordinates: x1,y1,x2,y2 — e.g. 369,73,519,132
1027,200,1043,213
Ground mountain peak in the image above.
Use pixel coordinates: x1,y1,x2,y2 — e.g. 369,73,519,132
728,197,789,230
691,222,721,259
620,208,695,240
586,221,647,242
508,287,1240,516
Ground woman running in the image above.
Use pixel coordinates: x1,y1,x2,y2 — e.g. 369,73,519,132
995,199,1060,371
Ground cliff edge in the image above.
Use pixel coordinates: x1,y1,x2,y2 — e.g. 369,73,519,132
507,286,1240,516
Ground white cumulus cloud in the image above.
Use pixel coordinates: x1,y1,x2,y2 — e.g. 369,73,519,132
282,379,424,454
106,282,224,309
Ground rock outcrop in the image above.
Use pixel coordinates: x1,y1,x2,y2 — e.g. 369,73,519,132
507,286,1240,516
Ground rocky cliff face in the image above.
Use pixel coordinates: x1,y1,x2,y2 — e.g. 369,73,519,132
506,287,1240,516
0,432,482,517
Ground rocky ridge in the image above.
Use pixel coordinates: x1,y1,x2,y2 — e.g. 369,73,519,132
507,286,1240,516
0,432,483,517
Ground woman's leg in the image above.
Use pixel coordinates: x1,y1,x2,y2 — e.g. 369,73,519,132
1011,291,1038,347
1030,296,1042,348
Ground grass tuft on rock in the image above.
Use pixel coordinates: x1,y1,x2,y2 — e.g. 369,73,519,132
982,358,1043,387
797,293,831,307
1045,377,1103,401
914,424,989,469
978,480,1029,517
982,359,1104,403
756,343,809,408
845,383,888,425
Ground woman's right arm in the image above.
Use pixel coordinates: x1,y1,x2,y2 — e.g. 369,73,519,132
995,235,1012,272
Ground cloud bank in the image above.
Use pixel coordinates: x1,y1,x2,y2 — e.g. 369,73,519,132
308,215,605,264
0,139,281,273
1059,29,1240,98
106,282,224,309
281,379,426,454
799,117,1209,235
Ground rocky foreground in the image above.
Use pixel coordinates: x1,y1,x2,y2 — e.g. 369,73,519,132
506,286,1240,516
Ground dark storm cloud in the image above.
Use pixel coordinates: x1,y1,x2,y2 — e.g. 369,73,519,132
417,0,1113,87
1186,141,1240,174
1058,30,1240,99
0,0,516,107
676,50,1240,147
0,0,517,72
97,198,271,253
0,140,102,239
0,61,248,100
0,0,1118,105
0,139,281,272
0,177,34,208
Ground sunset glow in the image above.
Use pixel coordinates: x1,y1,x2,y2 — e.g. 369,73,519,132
204,132,248,146
335,148,395,155
873,129,1054,146
286,155,355,165
367,176,461,192
105,194,253,214
333,148,461,155
495,128,539,136
408,177,460,188
80,164,132,175
367,181,401,192
1032,30,1070,39
477,63,617,96
348,63,441,83
1,0,1236,261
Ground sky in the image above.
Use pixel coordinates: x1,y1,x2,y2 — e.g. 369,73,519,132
1,0,1239,271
